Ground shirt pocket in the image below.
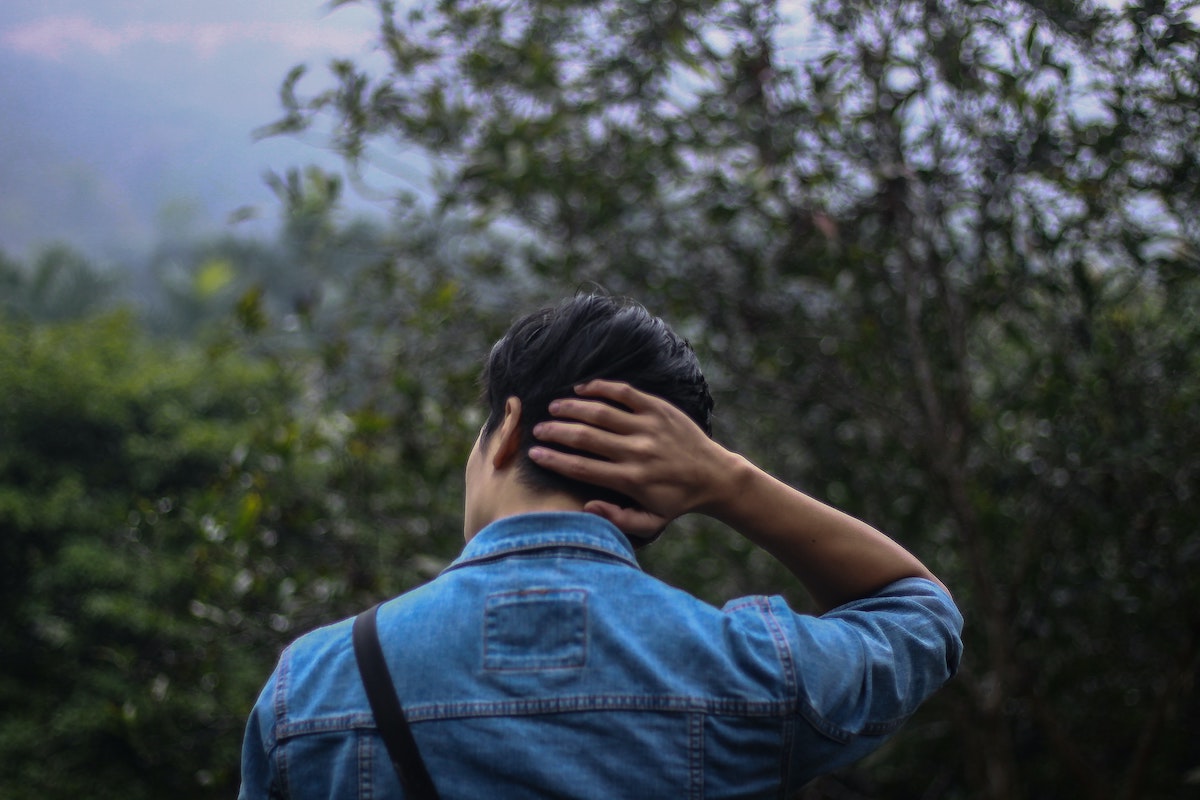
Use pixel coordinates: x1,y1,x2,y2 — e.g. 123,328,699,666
483,588,588,671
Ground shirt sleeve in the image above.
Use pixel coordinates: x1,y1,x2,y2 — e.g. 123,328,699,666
780,577,963,782
238,665,282,800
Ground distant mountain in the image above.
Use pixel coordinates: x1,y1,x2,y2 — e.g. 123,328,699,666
0,31,383,261
1,50,151,257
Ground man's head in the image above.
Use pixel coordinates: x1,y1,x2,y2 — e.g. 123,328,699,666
476,293,712,510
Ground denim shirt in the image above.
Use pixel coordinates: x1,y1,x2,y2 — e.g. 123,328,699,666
240,512,963,799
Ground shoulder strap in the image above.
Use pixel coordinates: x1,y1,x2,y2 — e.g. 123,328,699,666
352,603,441,800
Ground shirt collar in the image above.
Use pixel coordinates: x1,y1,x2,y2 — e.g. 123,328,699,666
444,512,641,573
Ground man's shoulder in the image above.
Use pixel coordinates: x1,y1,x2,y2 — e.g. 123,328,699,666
280,582,445,680
271,610,382,725
277,615,356,686
289,612,353,650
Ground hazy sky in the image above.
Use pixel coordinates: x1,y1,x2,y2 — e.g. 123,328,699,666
0,1,372,58
0,1,385,258
0,0,830,259
0,0,836,260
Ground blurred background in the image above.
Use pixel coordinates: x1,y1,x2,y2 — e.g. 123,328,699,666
1,0,1197,798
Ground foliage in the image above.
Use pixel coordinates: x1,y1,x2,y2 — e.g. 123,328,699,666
3,0,1198,798
265,0,1200,797
0,304,467,798
0,245,119,322
0,312,275,797
0,198,524,797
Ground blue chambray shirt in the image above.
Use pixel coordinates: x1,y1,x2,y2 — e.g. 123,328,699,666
239,512,963,799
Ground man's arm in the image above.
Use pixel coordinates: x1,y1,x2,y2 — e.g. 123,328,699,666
529,380,948,612
238,672,279,800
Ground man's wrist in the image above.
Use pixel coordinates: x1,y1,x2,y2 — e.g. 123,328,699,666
697,450,756,520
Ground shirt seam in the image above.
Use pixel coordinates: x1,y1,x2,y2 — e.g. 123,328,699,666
274,695,797,740
689,711,704,800
444,542,641,573
273,646,293,795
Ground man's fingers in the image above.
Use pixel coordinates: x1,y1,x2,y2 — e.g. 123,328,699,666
573,379,659,414
528,445,627,490
532,417,627,458
545,395,638,434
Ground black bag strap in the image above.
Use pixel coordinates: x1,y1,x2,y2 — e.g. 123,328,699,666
352,603,441,800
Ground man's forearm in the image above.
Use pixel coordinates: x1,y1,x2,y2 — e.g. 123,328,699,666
528,379,948,611
705,452,947,612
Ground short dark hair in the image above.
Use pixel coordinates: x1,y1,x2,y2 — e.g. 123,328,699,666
480,293,713,506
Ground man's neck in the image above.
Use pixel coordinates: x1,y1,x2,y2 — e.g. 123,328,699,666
466,476,584,541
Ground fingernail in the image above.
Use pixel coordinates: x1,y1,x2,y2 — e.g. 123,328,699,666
547,400,561,414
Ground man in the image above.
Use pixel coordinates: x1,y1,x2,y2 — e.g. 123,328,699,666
239,293,962,799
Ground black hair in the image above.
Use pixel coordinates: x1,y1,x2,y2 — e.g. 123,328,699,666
480,293,713,506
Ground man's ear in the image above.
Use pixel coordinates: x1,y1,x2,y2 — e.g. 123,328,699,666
492,396,524,469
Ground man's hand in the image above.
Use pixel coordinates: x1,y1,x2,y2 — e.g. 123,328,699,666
528,380,738,539
529,379,948,611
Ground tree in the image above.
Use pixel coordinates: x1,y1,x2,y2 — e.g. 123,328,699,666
0,307,470,798
0,198,531,798
0,312,279,797
0,245,118,321
265,0,1200,796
